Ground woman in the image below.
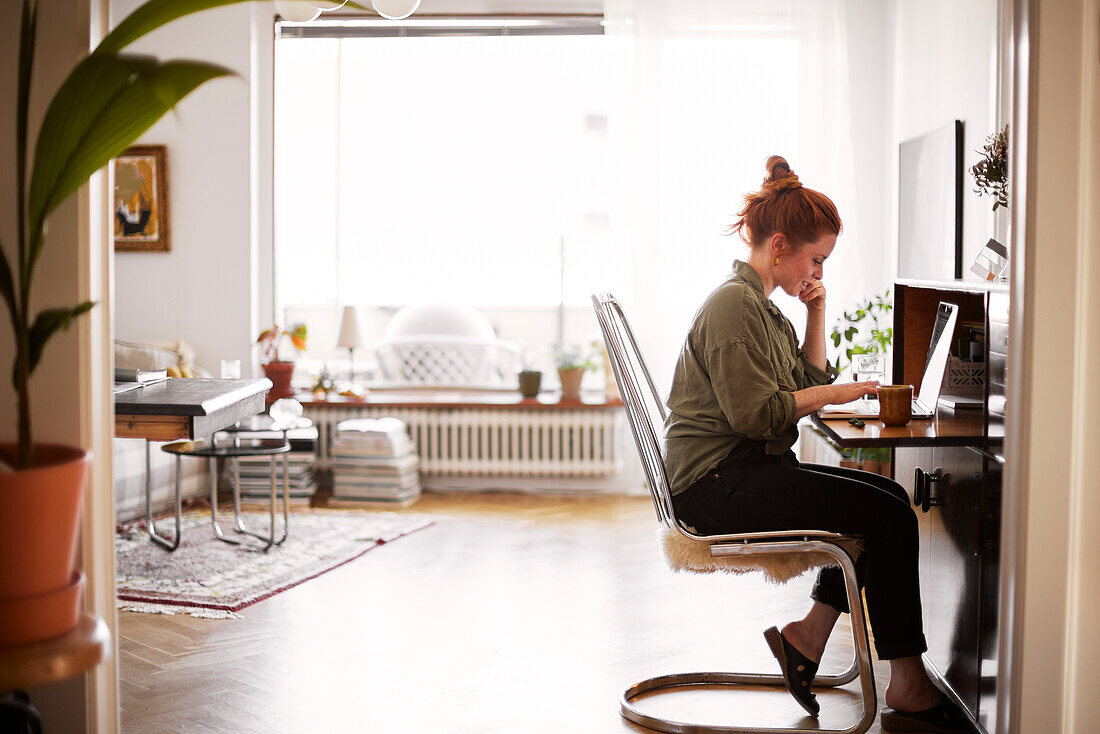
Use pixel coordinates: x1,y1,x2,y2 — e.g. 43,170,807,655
663,156,967,733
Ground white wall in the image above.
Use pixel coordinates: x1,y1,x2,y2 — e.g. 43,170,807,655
110,0,258,375
1003,0,1100,730
837,0,896,297
1,0,116,730
891,0,1000,280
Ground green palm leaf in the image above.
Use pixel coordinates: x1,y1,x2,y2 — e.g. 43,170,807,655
99,0,367,55
0,236,15,322
99,0,255,54
27,54,232,272
27,302,95,374
17,0,36,233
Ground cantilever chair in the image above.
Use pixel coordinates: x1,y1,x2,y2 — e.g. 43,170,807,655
591,292,877,734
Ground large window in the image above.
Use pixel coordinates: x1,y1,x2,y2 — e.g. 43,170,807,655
275,20,615,313
275,16,802,369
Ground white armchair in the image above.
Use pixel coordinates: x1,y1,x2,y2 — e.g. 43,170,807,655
375,304,520,387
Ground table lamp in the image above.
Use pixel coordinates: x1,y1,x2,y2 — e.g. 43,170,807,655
336,305,364,383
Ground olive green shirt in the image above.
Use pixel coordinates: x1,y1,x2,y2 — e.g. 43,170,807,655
664,260,837,495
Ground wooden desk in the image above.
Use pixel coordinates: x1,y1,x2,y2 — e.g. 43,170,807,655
811,408,985,449
811,280,1007,734
115,378,272,441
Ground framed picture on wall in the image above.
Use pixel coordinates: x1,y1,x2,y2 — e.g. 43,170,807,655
113,145,170,252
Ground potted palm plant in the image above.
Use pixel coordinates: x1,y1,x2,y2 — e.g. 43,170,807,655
256,323,309,401
0,0,329,647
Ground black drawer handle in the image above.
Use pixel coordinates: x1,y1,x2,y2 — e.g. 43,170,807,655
914,467,945,512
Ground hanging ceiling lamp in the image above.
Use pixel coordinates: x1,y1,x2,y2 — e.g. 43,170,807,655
273,1,322,22
277,0,420,21
371,0,422,20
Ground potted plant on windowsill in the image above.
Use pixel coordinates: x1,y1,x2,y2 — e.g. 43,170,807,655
256,324,308,402
0,0,331,648
554,344,597,402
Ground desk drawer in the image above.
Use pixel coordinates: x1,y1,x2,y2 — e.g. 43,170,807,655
987,350,1007,419
988,291,1010,324
988,350,1007,387
987,320,1009,355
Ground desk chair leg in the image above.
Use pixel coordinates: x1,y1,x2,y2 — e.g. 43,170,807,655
146,441,182,551
210,456,243,546
621,544,877,734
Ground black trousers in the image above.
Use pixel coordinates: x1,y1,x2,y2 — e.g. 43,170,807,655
671,440,927,660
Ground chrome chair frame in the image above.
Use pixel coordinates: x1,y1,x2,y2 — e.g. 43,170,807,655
592,292,876,734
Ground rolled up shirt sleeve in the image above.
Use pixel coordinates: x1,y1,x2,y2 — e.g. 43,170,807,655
797,348,838,388
706,341,797,441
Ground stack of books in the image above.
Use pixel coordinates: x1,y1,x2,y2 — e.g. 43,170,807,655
329,417,420,506
233,428,318,503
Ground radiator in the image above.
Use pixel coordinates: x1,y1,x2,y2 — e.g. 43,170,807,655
305,405,623,477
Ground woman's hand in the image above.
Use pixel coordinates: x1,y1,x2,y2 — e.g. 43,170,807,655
799,278,826,314
830,381,880,405
792,381,880,419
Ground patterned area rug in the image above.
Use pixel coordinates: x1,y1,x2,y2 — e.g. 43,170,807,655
116,509,432,618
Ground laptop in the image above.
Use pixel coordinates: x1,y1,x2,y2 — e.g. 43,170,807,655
818,301,959,420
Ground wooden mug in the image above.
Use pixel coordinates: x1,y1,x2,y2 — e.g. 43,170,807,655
878,385,913,426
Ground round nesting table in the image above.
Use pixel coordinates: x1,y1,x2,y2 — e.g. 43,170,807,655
217,413,314,541
158,438,291,552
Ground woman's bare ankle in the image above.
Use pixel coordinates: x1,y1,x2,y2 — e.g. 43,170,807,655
780,620,826,663
883,683,941,712
884,664,942,711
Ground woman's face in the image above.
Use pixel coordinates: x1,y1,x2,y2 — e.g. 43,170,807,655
776,233,837,298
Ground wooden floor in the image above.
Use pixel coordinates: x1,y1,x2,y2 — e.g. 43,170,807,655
119,491,893,733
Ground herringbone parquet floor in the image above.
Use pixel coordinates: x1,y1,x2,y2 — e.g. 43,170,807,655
119,491,892,733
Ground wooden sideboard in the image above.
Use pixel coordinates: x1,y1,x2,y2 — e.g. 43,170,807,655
813,279,1007,734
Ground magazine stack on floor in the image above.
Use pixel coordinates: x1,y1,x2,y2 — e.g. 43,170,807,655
329,417,421,507
233,426,319,503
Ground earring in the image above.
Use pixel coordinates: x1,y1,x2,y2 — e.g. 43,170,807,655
774,255,780,267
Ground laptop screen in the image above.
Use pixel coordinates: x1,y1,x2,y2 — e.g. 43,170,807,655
917,301,959,406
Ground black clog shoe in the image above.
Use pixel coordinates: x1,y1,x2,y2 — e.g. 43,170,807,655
763,625,820,717
880,696,974,732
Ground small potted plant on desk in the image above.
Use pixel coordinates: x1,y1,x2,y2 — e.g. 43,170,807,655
554,344,597,402
824,291,894,476
257,324,308,402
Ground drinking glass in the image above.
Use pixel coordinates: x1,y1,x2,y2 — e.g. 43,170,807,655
852,354,886,396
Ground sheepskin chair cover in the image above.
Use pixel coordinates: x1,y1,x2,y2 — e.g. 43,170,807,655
658,525,864,585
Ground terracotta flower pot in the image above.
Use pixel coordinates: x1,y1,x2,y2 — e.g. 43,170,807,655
557,367,585,401
0,443,90,647
262,360,296,402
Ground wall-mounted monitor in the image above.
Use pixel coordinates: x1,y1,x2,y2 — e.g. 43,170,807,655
898,120,964,280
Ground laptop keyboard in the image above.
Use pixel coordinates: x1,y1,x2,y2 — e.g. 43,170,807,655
830,397,929,416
